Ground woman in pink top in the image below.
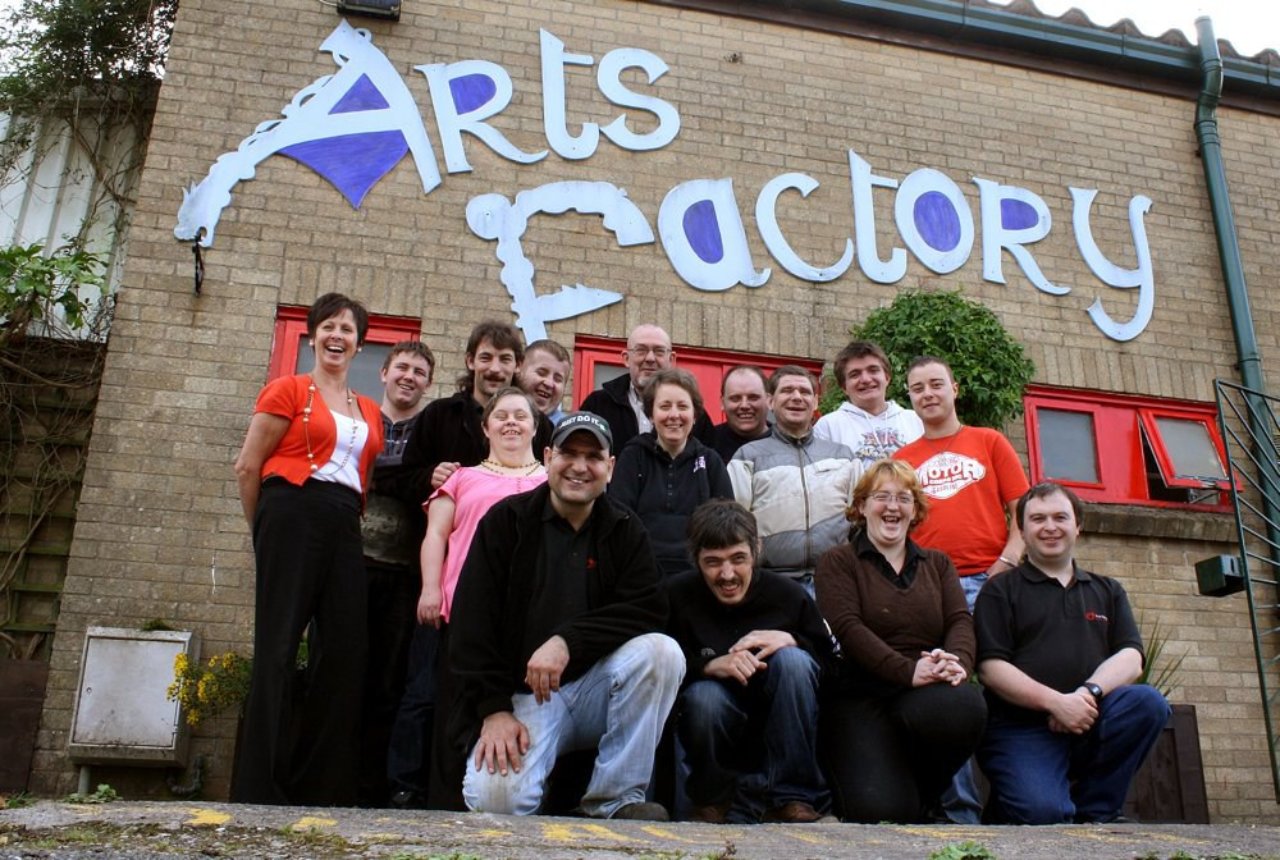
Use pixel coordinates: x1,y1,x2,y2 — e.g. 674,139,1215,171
417,387,547,627
411,387,545,808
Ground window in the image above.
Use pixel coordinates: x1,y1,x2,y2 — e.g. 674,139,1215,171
572,335,823,425
268,305,423,402
1024,385,1230,511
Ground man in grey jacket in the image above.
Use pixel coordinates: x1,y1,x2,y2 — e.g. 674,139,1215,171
728,366,861,596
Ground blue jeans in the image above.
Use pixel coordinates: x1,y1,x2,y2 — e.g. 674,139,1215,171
939,572,988,823
462,633,684,817
677,646,828,823
980,684,1170,824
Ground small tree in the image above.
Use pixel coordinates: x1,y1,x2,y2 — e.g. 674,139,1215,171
823,289,1034,430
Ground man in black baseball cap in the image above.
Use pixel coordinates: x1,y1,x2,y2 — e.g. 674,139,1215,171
447,410,683,821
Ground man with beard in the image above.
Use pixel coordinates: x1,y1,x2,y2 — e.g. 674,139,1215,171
667,499,832,824
710,365,771,463
579,323,713,448
385,320,554,809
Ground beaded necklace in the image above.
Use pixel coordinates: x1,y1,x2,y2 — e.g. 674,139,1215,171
479,457,542,476
303,381,357,474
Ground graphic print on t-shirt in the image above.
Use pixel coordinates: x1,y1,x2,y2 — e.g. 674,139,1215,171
915,451,988,500
852,428,912,464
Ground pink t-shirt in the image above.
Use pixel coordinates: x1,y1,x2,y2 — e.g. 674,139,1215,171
428,466,547,622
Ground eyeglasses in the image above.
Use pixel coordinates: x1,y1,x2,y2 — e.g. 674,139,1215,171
627,346,670,359
869,492,914,506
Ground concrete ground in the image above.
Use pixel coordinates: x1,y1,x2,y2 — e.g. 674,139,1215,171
2,801,1280,859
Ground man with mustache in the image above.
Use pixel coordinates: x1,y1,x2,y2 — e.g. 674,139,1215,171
385,320,554,810
579,323,714,448
666,499,833,824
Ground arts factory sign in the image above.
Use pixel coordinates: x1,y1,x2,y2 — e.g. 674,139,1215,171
175,21,1155,343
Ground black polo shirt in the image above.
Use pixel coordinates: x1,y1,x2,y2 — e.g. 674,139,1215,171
973,561,1144,723
520,495,593,672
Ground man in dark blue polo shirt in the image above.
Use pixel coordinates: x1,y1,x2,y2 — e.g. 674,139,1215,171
974,482,1170,824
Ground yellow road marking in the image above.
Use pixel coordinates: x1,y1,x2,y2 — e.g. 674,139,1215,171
476,828,512,837
541,822,634,842
777,829,830,844
183,808,231,827
290,815,336,831
640,824,706,842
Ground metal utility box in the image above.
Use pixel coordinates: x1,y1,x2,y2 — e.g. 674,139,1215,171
68,627,198,766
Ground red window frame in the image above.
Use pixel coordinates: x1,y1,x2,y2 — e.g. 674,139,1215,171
268,306,423,379
1024,384,1230,511
572,334,823,425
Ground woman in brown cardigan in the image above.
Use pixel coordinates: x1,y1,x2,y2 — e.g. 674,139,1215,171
814,459,987,823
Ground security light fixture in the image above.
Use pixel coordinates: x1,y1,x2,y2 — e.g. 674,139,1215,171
336,0,400,21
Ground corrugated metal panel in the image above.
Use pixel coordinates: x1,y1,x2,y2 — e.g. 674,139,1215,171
0,112,142,339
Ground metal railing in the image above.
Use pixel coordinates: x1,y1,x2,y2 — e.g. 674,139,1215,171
1215,379,1280,800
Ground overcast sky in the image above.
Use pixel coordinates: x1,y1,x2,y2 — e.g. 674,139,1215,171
989,0,1280,56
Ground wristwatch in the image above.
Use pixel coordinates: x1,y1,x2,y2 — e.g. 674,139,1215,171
1082,682,1104,703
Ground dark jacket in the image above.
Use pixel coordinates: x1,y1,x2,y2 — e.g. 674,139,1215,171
447,484,668,749
580,374,715,450
608,432,733,578
383,389,554,508
665,568,834,682
709,421,770,464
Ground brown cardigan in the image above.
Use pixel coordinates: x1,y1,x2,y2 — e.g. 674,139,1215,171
815,533,974,690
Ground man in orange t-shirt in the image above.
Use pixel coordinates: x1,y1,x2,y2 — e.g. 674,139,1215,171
893,354,1029,824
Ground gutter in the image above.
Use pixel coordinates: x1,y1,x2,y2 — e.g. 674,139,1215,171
655,0,1280,101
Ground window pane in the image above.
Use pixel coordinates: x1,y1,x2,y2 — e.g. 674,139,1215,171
1154,416,1227,481
294,338,392,402
593,363,627,390
1038,408,1099,483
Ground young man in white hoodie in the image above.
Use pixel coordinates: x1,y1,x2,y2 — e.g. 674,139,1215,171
814,341,923,466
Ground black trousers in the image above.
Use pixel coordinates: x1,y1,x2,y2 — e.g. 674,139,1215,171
231,478,367,806
359,559,420,806
820,682,987,823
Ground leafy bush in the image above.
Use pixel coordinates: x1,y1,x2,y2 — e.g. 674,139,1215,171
822,289,1034,430
0,243,107,344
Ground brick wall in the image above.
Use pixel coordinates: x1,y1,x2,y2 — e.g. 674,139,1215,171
32,0,1280,818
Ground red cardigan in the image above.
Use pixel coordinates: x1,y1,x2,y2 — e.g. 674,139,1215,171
256,374,384,496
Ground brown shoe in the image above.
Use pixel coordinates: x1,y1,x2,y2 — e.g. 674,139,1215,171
765,801,821,823
689,802,730,823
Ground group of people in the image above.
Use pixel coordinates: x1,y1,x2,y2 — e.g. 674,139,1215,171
230,292,1171,826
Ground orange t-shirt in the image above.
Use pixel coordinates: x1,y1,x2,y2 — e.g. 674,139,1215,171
893,426,1029,576
256,374,384,496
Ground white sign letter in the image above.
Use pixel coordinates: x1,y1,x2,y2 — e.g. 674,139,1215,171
540,29,599,160
659,178,769,291
597,47,681,151
756,173,853,282
974,177,1065,295
894,168,974,275
1072,188,1155,342
417,59,547,173
848,150,906,284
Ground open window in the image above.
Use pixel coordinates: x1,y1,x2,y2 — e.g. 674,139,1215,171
1025,385,1229,511
572,334,823,425
267,305,423,402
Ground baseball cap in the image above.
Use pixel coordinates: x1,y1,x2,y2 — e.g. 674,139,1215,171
551,411,613,453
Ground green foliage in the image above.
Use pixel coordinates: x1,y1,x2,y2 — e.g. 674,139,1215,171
0,243,107,344
167,651,252,728
0,791,35,809
63,783,119,804
928,841,998,860
0,0,177,111
822,289,1035,430
1138,614,1186,698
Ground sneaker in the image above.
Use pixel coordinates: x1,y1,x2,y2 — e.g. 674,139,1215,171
764,801,821,823
689,802,730,824
608,801,670,821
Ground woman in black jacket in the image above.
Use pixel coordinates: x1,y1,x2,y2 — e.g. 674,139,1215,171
609,368,733,578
